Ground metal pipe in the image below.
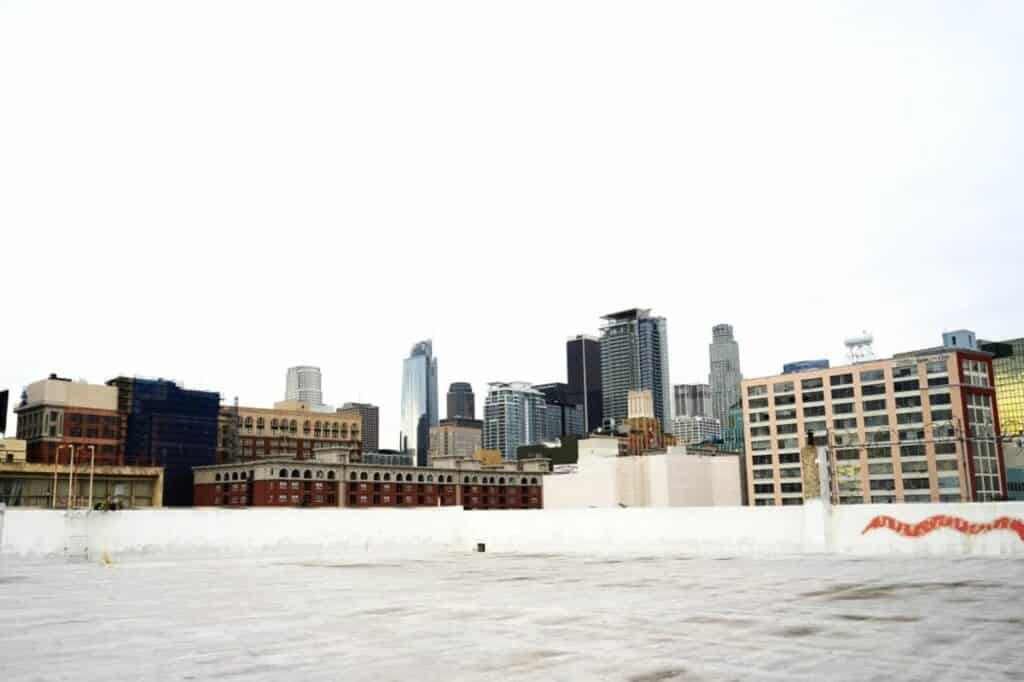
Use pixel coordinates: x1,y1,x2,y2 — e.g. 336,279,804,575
87,445,96,510
67,446,75,510
52,446,62,509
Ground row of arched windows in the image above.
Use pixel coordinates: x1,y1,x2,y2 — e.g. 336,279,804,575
237,416,359,439
213,469,540,486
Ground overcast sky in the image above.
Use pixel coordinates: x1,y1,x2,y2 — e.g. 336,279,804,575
2,1,1022,448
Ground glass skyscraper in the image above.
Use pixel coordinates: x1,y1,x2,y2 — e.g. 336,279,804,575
400,340,438,466
599,309,671,428
567,335,603,433
981,337,1024,435
483,382,546,461
709,324,743,431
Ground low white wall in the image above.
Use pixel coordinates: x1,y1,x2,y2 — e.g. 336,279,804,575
2,502,1024,559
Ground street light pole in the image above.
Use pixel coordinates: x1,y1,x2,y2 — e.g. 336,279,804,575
87,445,96,510
66,445,76,510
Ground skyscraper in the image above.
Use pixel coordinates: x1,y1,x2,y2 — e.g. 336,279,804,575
400,340,438,466
483,382,545,461
446,382,475,420
709,324,742,430
980,338,1024,436
599,309,671,428
285,366,323,405
339,402,380,452
673,383,712,418
534,382,584,440
567,335,602,433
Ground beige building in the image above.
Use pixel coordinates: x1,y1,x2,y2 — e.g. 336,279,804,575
544,439,742,508
741,337,1004,506
473,448,504,466
0,461,164,508
218,401,361,463
0,438,27,464
428,418,482,463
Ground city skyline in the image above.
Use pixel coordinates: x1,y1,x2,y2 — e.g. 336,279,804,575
2,5,1023,451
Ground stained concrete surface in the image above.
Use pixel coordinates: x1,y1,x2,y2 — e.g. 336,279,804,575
0,550,1021,681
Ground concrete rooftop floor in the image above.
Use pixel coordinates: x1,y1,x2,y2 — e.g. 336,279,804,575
0,550,1022,681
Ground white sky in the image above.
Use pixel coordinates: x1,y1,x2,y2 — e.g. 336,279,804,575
2,1,1022,449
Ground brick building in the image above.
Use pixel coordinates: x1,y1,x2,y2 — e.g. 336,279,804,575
194,449,548,510
14,375,124,466
218,400,362,463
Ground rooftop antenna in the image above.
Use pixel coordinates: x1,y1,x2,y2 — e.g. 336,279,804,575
844,331,875,364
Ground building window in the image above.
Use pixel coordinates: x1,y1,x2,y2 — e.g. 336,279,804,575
747,385,767,397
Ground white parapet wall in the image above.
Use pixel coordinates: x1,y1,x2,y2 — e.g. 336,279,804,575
2,502,1023,559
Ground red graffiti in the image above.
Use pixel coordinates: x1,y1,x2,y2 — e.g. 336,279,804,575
862,514,1024,541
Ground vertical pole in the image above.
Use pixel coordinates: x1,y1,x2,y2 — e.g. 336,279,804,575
52,445,60,509
88,445,96,510
67,446,75,510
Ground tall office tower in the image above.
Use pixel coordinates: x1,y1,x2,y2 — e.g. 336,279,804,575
339,402,380,452
483,382,546,461
567,335,603,433
980,338,1024,435
673,383,712,418
709,324,743,431
285,366,324,405
400,340,438,466
535,382,584,440
446,382,476,420
599,309,671,428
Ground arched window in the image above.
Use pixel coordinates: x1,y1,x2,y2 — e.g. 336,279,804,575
463,476,469,483
291,469,300,478
498,477,505,485
350,472,358,480
446,475,453,483
232,472,239,481
341,424,349,438
290,420,297,433
383,473,391,481
270,418,278,431
244,416,253,430
316,470,324,479
304,470,312,479
373,472,381,481
313,421,321,437
279,469,288,478
331,424,339,438
360,472,368,480
530,477,538,485
303,421,311,434
427,475,434,483
215,473,221,481
327,471,335,480
418,474,424,482
256,417,264,430
395,474,403,482
241,472,247,480
521,477,528,485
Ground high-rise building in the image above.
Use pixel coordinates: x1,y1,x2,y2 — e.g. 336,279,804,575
980,338,1024,436
446,382,475,420
599,309,671,428
722,402,745,453
567,335,603,433
672,415,722,445
429,418,483,462
285,366,324,406
535,383,584,441
400,340,438,466
339,402,379,452
709,324,743,431
483,382,546,461
673,384,712,418
107,376,220,507
741,332,1005,506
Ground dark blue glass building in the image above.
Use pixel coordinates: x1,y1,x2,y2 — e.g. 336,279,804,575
107,377,220,506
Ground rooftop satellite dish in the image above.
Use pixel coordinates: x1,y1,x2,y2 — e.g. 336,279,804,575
844,331,875,363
